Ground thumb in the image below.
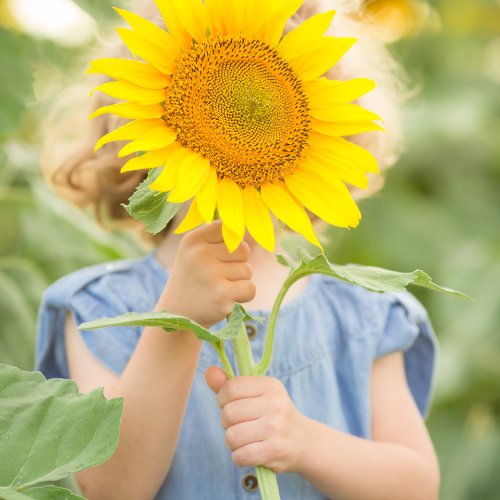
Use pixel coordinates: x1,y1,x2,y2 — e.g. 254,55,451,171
205,365,228,394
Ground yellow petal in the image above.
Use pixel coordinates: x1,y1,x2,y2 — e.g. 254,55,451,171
205,0,226,36
168,154,211,203
174,198,204,234
305,78,376,104
87,58,171,89
288,37,356,81
172,0,207,44
116,28,177,75
217,0,243,35
89,102,165,120
310,117,385,137
113,8,180,58
121,142,182,172
95,118,164,151
155,0,193,52
264,0,304,47
217,177,245,239
149,148,193,192
284,164,360,227
254,0,281,39
306,146,369,189
222,222,244,253
261,181,322,250
118,127,177,157
241,0,267,37
310,103,382,123
309,132,380,174
242,186,275,252
91,81,167,105
196,167,218,224
278,10,335,61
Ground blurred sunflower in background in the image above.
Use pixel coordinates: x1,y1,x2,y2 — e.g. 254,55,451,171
360,0,438,42
88,0,383,252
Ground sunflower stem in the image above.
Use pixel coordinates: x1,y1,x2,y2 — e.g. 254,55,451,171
210,340,235,379
231,322,281,500
254,272,311,377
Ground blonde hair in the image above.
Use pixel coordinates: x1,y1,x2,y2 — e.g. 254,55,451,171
42,0,407,238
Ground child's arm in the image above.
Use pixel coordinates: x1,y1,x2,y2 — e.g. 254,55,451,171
65,221,256,500
206,351,440,500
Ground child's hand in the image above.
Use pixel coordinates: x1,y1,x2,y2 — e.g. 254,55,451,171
162,220,256,328
205,366,306,474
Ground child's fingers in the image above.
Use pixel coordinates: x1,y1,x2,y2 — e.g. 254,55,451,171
231,441,271,469
198,220,225,244
230,280,257,305
212,241,250,262
221,397,265,430
217,376,265,409
205,366,228,394
223,262,253,281
225,420,266,452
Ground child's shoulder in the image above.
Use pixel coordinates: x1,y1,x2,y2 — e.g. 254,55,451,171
37,252,167,378
315,272,430,328
43,251,166,310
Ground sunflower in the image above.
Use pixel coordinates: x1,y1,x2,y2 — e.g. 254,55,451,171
88,0,383,252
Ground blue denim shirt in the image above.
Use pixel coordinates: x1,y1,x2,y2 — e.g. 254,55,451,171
36,251,437,499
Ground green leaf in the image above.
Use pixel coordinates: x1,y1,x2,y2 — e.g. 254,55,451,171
279,247,473,300
79,303,264,343
0,364,123,498
8,486,85,500
123,168,182,235
275,254,298,272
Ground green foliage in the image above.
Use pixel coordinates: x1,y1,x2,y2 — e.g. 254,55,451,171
0,28,34,139
19,486,84,500
279,247,472,299
0,364,122,500
80,302,264,343
70,0,122,21
123,168,182,235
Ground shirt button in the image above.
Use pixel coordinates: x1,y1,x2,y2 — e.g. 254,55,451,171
245,323,258,340
242,474,259,492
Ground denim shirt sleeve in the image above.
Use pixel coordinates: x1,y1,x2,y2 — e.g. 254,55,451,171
375,291,438,418
35,255,165,379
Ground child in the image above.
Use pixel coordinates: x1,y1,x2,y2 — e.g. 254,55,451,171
37,1,440,499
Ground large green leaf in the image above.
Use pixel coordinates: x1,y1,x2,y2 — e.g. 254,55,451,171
1,486,84,500
80,302,264,343
0,364,123,498
0,270,39,371
123,168,182,235
278,247,473,300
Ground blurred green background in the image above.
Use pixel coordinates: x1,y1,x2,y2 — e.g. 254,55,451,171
0,0,498,498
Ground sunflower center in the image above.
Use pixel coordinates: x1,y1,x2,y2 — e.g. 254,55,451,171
163,35,310,187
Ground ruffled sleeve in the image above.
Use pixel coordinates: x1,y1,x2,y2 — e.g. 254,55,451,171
375,291,438,418
35,254,167,379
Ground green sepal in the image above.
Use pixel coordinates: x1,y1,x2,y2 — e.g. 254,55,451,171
0,364,123,498
122,168,182,235
79,303,265,343
279,247,473,300
3,486,86,500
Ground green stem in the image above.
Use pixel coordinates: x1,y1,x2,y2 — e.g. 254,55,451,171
255,466,280,500
232,323,255,376
210,340,235,379
254,271,312,377
231,324,281,500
